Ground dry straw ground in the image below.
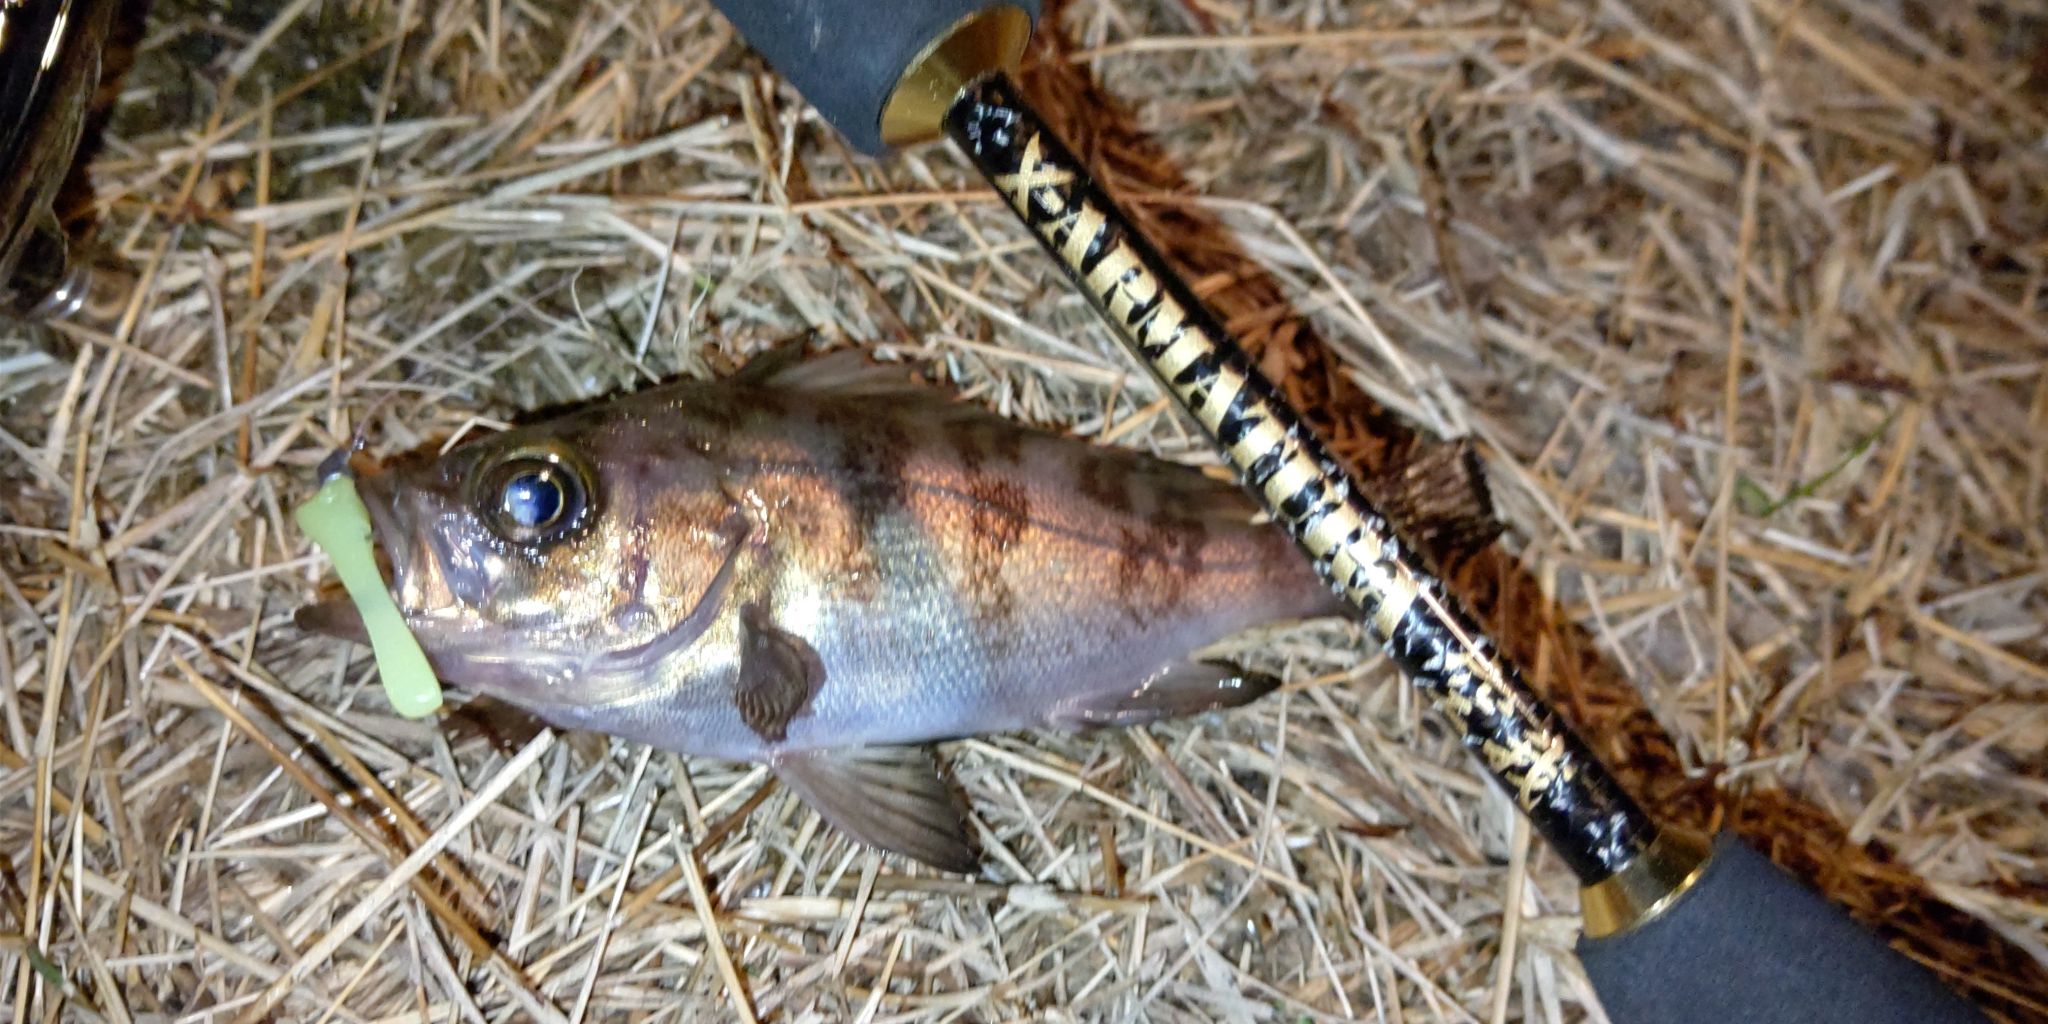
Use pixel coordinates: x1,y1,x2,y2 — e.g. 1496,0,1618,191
4,0,2046,1020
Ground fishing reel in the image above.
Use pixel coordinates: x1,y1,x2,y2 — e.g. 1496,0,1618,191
1,0,132,325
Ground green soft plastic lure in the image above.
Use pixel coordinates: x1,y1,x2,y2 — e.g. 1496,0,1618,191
294,473,444,718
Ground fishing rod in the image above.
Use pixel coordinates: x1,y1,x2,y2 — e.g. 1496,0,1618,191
698,2,1991,1021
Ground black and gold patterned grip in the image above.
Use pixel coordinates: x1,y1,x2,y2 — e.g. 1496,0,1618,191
946,73,1654,882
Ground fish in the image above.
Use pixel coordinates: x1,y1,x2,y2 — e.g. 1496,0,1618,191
298,345,1357,871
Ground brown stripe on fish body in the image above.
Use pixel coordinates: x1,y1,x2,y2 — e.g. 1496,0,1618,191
961,470,1030,639
988,422,1025,464
1109,503,1205,627
946,416,1026,477
817,405,915,601
949,418,986,474
948,74,1658,885
1074,451,1134,514
946,417,1030,633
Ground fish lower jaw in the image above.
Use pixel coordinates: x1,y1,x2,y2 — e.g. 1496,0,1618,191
426,649,576,699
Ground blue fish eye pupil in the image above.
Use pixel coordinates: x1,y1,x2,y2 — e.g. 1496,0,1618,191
482,455,588,543
501,470,563,528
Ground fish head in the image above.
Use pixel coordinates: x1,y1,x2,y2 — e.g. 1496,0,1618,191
300,411,751,712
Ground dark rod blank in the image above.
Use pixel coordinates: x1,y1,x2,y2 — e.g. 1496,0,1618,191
944,71,1658,885
1578,833,1990,1023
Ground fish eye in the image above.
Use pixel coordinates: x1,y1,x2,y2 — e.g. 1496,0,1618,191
501,470,564,528
477,451,592,546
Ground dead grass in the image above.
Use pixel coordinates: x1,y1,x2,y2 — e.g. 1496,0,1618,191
4,0,2046,1020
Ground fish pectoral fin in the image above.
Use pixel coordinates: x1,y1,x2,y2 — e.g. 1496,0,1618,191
1050,661,1281,731
734,604,825,743
773,745,978,874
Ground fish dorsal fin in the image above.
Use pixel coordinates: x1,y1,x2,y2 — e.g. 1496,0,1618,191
732,336,950,403
1048,660,1281,731
773,745,978,873
727,332,817,386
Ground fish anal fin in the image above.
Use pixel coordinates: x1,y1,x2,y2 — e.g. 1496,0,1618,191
1050,661,1281,731
1368,439,1500,561
773,745,978,874
735,604,825,743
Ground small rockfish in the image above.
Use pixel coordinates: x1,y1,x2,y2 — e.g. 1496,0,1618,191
300,346,1348,870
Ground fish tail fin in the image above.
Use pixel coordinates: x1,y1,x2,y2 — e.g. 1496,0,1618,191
1246,437,1500,626
1050,661,1281,731
1365,438,1500,563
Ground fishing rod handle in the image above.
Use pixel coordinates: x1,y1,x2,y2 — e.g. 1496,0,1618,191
942,71,1657,885
702,0,1039,155
1579,832,1990,1023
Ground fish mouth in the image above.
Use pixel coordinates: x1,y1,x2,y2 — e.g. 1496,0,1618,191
351,466,430,607
293,459,555,698
358,448,514,620
292,453,454,649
